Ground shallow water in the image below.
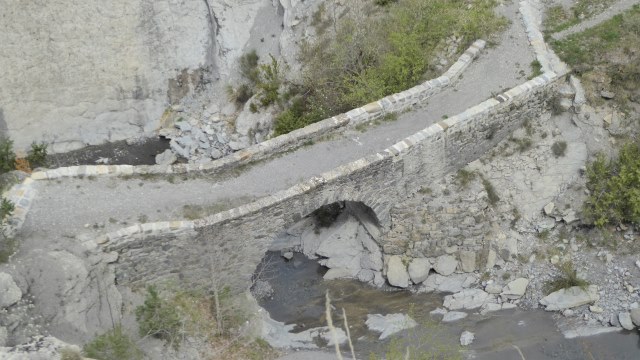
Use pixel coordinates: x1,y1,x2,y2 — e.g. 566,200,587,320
257,251,640,359
47,137,170,166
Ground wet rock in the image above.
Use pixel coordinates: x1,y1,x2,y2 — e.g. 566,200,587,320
480,302,502,314
386,256,410,288
155,149,177,165
434,255,458,276
630,308,640,327
365,313,417,340
408,258,431,284
442,311,467,322
501,278,529,300
619,312,634,330
422,273,476,293
261,313,346,349
540,285,599,311
459,331,475,346
443,289,489,310
0,272,21,309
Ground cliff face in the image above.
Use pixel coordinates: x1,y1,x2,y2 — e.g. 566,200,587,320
0,0,214,152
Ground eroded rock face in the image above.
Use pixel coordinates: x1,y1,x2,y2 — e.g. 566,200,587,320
0,0,213,152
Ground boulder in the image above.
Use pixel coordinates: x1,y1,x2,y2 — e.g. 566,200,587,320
0,272,21,308
422,273,476,293
459,251,476,273
485,283,502,294
365,313,417,340
539,285,599,311
434,255,458,276
543,202,555,216
619,312,634,330
408,258,431,284
155,149,177,165
443,289,490,310
386,256,410,288
630,308,640,327
600,90,615,99
459,331,475,346
442,311,467,322
501,278,529,300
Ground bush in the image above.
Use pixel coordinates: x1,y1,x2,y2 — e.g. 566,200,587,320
455,169,476,188
544,261,589,294
0,138,15,174
584,142,640,227
481,176,500,206
240,50,260,85
135,286,182,347
27,142,47,168
552,140,567,157
60,348,83,360
83,326,143,360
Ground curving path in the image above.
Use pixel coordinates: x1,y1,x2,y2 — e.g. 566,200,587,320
550,0,638,40
15,1,537,251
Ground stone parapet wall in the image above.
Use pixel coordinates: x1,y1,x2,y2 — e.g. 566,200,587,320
29,40,486,181
100,70,566,291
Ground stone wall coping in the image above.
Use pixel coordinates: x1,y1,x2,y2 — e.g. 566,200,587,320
30,40,487,182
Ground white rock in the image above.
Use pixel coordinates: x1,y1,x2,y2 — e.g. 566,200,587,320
386,256,410,288
485,283,503,294
619,312,634,330
434,255,458,276
501,278,529,300
0,272,22,309
502,303,517,310
421,273,476,293
459,331,475,346
429,308,448,316
543,202,555,216
480,303,502,314
408,258,431,284
365,313,417,340
540,285,599,311
589,305,603,314
459,251,476,273
630,308,640,326
443,289,489,310
442,311,468,322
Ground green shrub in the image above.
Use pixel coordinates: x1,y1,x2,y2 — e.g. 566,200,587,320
256,55,282,107
374,0,398,6
135,286,182,347
60,348,83,360
551,140,567,157
584,142,640,227
240,50,260,85
455,169,476,188
544,261,589,294
26,142,47,168
529,60,543,79
0,138,15,174
1,197,14,221
481,176,500,206
83,325,143,360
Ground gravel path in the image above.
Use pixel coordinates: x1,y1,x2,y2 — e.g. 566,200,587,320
550,0,638,40
18,1,535,249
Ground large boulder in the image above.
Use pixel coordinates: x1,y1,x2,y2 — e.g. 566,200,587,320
434,255,458,276
0,272,22,309
619,312,634,330
421,273,476,293
630,308,640,327
386,256,410,288
501,278,529,300
443,289,490,310
539,285,599,311
365,313,417,340
408,258,431,284
459,251,476,273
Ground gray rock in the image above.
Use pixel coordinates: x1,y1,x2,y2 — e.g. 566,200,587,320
228,137,250,151
365,313,417,340
480,302,502,314
619,312,634,330
563,210,578,224
358,269,375,283
501,278,529,300
485,283,503,294
459,331,475,346
442,311,467,322
630,308,640,327
459,251,476,273
210,148,224,159
0,326,7,347
540,285,599,311
169,139,189,158
408,258,431,284
429,308,448,316
422,273,476,293
544,202,555,216
443,289,490,310
0,336,81,359
558,98,573,112
601,90,615,99
386,256,410,288
282,251,293,260
434,255,458,276
155,149,177,165
176,121,192,132
0,272,21,308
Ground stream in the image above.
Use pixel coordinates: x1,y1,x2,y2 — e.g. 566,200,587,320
256,251,640,359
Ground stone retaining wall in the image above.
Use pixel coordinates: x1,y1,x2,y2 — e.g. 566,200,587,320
29,40,486,181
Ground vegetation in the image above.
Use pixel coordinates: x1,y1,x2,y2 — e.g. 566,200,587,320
544,261,589,294
529,60,543,79
83,326,143,360
481,176,500,206
0,137,16,174
551,5,640,106
584,142,640,227
274,0,507,135
551,140,567,158
455,169,476,188
60,347,83,360
135,286,183,347
27,142,48,168
544,0,616,34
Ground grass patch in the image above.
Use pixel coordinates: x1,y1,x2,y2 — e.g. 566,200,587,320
275,0,507,135
83,325,143,360
528,60,543,79
544,261,589,294
544,1,616,34
551,6,640,106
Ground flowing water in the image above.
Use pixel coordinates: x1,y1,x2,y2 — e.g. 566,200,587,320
257,251,640,359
